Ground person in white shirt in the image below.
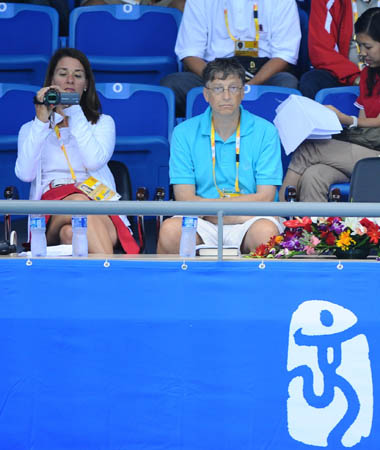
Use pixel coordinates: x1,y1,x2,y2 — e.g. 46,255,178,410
161,0,301,116
16,48,139,254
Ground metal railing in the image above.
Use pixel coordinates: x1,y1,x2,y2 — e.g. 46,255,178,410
1,199,380,260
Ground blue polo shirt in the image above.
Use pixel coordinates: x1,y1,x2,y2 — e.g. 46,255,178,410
170,106,283,199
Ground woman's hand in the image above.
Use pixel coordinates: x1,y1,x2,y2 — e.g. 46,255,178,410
325,104,352,126
34,85,69,123
34,86,56,123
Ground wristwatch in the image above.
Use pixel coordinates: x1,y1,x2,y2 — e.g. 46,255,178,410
349,116,358,128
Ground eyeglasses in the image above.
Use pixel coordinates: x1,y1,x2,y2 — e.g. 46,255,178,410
206,85,243,95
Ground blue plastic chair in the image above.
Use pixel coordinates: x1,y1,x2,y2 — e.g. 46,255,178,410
0,3,59,85
69,5,182,84
315,86,360,200
315,86,360,115
186,85,302,172
0,84,37,209
96,83,175,199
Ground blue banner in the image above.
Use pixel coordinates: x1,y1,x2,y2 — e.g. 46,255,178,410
0,259,379,449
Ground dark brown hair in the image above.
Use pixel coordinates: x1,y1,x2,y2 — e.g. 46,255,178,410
44,48,101,124
202,57,246,86
355,7,380,96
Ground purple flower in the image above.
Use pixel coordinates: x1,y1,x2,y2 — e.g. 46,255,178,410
281,236,302,251
328,217,345,234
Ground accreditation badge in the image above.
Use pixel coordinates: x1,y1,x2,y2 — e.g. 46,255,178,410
234,40,258,57
76,176,121,201
221,190,241,198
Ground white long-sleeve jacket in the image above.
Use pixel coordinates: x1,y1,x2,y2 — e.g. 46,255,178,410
16,105,130,226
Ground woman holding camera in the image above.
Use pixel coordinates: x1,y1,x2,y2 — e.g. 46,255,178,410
15,48,139,254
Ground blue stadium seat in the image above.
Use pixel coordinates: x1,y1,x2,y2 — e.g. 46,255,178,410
186,85,302,172
315,86,360,115
69,5,182,84
96,83,175,199
0,84,37,206
0,3,59,85
315,86,360,200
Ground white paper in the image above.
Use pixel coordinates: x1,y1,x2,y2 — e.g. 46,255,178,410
274,95,343,155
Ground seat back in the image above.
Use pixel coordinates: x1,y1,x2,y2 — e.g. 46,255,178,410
316,86,360,200
186,85,302,172
0,84,37,202
97,83,175,199
0,3,59,84
69,5,182,84
349,157,380,202
108,160,132,201
315,86,360,115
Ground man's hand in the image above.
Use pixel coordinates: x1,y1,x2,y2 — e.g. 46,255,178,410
247,58,289,86
182,56,207,78
173,184,277,224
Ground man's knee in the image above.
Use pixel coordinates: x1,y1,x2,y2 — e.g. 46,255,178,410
243,218,280,253
268,72,298,89
160,72,182,90
157,217,183,253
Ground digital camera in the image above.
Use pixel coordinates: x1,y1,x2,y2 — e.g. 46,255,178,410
43,88,80,106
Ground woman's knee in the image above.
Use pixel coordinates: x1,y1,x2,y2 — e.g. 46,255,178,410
59,223,73,244
63,193,90,202
298,164,334,202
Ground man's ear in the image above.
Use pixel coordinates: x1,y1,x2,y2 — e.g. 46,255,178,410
203,86,210,104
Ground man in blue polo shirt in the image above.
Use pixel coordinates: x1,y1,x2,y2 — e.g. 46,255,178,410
157,57,283,254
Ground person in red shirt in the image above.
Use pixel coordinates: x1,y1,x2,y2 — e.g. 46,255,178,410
299,0,378,99
279,7,380,201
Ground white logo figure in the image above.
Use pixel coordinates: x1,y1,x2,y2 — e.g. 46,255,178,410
287,300,373,447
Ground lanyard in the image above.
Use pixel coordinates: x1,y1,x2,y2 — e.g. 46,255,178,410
224,2,259,48
352,0,380,69
54,125,77,182
210,119,241,197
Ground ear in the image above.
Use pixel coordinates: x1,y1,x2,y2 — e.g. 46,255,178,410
203,86,210,104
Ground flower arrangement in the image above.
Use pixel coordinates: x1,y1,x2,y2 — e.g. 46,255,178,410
249,217,380,259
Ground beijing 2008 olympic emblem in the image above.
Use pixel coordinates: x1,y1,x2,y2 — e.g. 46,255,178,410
287,300,373,447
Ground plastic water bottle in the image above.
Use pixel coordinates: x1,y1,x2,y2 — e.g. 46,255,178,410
72,215,88,257
30,215,47,257
179,216,198,258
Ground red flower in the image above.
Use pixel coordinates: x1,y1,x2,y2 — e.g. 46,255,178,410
283,216,312,231
324,232,336,246
253,244,270,257
367,227,380,244
360,218,375,229
327,217,342,225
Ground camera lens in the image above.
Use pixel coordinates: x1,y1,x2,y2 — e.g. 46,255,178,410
44,89,60,106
